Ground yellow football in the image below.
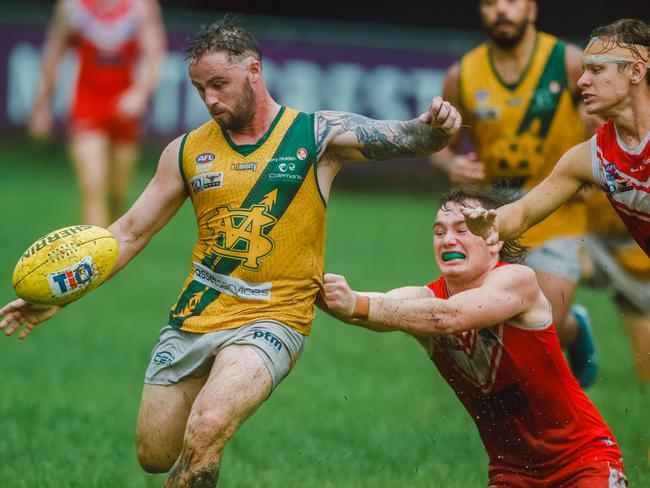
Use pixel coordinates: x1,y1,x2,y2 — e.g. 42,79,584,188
12,225,119,306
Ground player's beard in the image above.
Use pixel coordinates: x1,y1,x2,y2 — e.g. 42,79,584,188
215,78,256,132
484,17,529,50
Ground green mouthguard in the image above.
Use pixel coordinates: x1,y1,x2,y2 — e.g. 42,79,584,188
442,252,466,261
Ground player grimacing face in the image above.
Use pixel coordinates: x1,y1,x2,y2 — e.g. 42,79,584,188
189,51,258,131
433,201,501,282
479,0,536,49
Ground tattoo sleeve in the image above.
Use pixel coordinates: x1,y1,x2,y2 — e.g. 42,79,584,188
315,111,450,161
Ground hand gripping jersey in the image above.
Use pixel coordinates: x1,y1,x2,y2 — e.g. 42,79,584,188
459,33,587,248
422,267,624,486
65,0,143,138
169,107,326,335
591,119,650,257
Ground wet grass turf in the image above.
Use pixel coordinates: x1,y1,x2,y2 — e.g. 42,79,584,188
0,140,648,486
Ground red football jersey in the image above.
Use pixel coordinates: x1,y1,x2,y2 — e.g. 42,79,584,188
422,267,623,485
67,0,141,96
591,118,650,256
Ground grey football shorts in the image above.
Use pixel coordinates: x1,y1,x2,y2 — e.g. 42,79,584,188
524,237,583,283
582,235,650,314
145,320,307,390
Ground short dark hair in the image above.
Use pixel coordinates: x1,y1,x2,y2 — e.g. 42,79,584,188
591,18,650,87
438,186,529,264
185,15,262,63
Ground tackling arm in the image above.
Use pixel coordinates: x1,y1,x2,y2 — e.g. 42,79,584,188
364,265,546,336
321,273,433,332
463,142,594,244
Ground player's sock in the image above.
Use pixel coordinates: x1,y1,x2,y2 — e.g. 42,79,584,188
568,304,598,388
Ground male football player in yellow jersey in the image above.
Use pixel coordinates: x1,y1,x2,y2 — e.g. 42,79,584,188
430,0,599,387
0,18,461,485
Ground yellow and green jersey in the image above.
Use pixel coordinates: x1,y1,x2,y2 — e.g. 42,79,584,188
459,32,588,247
169,107,326,335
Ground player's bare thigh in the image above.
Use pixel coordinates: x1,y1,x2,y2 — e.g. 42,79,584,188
137,345,274,475
69,130,112,226
110,141,139,195
136,375,207,473
69,130,111,189
176,345,273,467
137,322,306,473
534,271,577,330
525,237,582,340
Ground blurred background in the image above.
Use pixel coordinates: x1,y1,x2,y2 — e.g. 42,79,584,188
0,2,648,487
2,0,645,189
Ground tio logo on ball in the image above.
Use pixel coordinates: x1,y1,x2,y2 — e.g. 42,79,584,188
47,256,98,297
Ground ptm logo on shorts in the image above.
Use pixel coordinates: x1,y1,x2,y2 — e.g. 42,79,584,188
252,330,283,351
153,350,174,366
47,256,97,297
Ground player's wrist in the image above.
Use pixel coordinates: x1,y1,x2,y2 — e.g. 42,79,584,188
351,294,370,320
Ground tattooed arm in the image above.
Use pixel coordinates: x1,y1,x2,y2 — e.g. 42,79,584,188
314,96,462,162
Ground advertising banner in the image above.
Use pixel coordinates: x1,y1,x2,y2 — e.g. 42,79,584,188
1,14,476,138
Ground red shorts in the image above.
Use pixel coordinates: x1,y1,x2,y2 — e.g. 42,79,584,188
489,457,627,487
70,88,142,142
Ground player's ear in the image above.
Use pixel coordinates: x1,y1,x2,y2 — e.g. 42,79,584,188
629,60,648,86
248,57,261,81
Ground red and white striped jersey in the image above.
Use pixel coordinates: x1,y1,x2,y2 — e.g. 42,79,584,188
591,118,650,256
422,267,623,484
65,0,143,95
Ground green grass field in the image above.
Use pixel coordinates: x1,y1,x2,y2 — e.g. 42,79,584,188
0,139,648,487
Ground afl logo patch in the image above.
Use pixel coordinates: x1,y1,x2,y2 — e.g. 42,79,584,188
296,148,307,160
196,153,215,164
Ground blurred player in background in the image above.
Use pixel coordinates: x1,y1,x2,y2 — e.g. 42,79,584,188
1,18,461,485
462,18,650,379
430,0,599,386
29,0,166,227
321,188,627,487
583,193,650,382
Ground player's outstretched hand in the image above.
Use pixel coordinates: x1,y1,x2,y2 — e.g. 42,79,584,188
322,273,357,320
418,96,462,137
461,206,500,245
0,299,61,340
